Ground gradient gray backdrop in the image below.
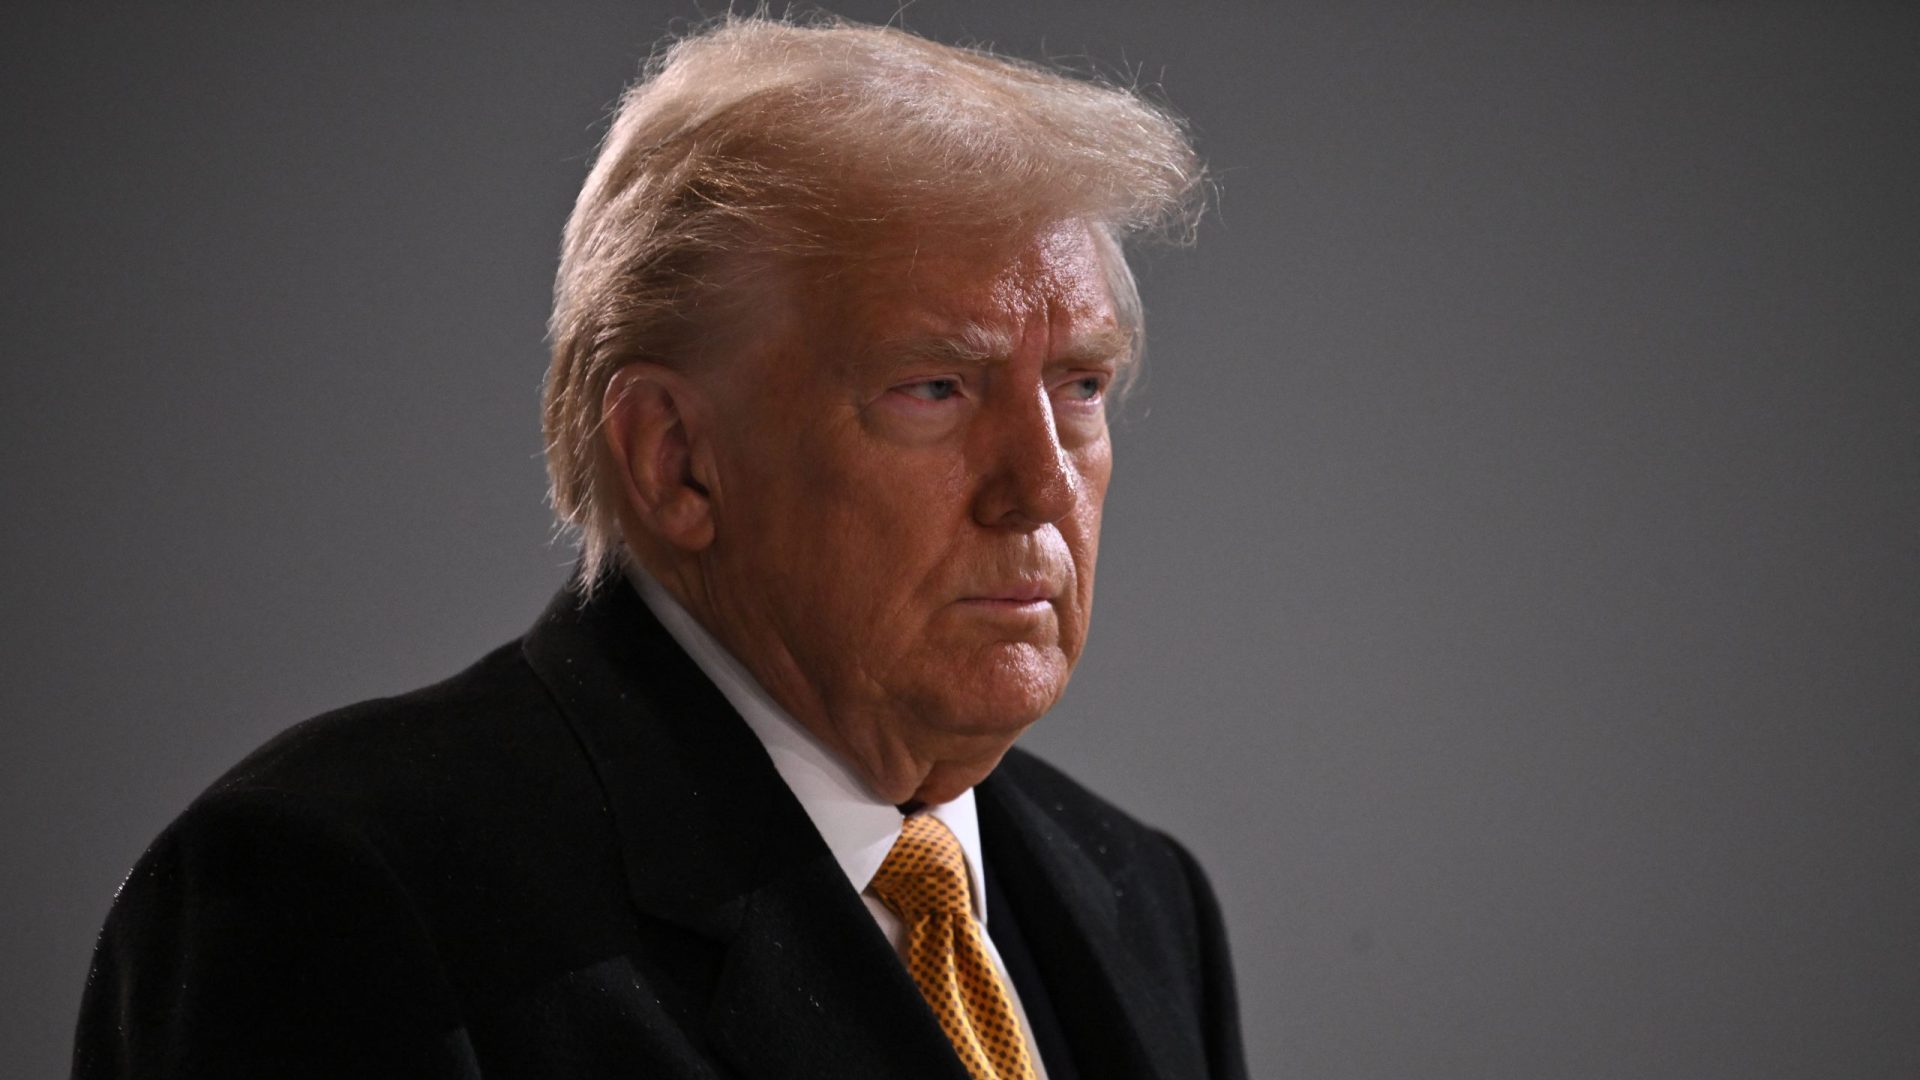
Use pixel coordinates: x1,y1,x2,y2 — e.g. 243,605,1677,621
6,3,1917,1077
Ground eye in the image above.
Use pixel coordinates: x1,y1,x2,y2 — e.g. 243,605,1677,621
1058,374,1107,403
896,377,962,402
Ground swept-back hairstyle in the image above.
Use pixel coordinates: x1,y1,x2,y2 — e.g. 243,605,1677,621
543,13,1204,591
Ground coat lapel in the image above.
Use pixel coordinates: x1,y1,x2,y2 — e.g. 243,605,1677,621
520,578,968,1080
702,817,971,1080
978,765,1208,1080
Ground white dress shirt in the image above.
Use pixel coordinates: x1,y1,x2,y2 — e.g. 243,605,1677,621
625,563,1049,1076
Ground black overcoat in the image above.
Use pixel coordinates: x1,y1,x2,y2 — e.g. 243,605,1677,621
73,578,1248,1079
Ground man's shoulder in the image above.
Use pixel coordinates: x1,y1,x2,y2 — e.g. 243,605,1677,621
115,632,630,967
79,633,650,1075
148,633,617,908
202,637,570,813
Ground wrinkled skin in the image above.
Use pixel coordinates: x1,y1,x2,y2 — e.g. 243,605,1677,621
615,219,1126,805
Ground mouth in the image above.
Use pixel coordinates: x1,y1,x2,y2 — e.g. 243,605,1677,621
957,581,1056,608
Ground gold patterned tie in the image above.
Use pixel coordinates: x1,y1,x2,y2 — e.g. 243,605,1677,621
868,814,1039,1080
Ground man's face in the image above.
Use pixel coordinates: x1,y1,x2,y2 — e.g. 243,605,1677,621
693,219,1125,787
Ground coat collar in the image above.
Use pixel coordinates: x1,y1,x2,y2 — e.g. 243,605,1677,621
521,574,1191,1080
623,560,994,922
520,577,969,1079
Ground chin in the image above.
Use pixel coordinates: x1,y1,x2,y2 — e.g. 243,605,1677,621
921,643,1071,736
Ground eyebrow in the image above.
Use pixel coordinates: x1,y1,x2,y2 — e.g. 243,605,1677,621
867,321,1136,372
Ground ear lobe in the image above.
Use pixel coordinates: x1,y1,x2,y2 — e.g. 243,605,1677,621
601,365,716,552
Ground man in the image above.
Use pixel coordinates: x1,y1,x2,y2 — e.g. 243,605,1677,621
74,15,1245,1079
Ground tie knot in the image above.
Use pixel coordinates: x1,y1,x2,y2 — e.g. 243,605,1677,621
869,814,973,918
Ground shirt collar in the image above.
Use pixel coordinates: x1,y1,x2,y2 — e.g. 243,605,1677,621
623,560,990,924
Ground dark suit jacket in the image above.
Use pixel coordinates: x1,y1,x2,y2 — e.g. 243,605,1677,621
74,578,1247,1079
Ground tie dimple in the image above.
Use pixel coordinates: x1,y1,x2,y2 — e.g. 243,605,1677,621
869,815,1038,1080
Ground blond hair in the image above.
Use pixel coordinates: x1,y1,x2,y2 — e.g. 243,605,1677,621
543,13,1204,591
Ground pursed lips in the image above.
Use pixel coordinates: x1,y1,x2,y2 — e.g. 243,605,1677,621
956,580,1056,606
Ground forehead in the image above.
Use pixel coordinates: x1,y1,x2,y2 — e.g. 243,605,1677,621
815,221,1127,363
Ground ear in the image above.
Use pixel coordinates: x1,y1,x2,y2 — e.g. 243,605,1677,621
601,364,716,552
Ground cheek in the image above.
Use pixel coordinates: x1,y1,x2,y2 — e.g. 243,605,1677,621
1070,446,1111,574
781,449,964,633
1052,494,1107,659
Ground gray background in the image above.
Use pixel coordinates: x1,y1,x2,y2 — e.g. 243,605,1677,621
5,2,1916,1077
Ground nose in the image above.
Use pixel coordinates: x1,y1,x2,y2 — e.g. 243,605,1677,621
971,379,1075,531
